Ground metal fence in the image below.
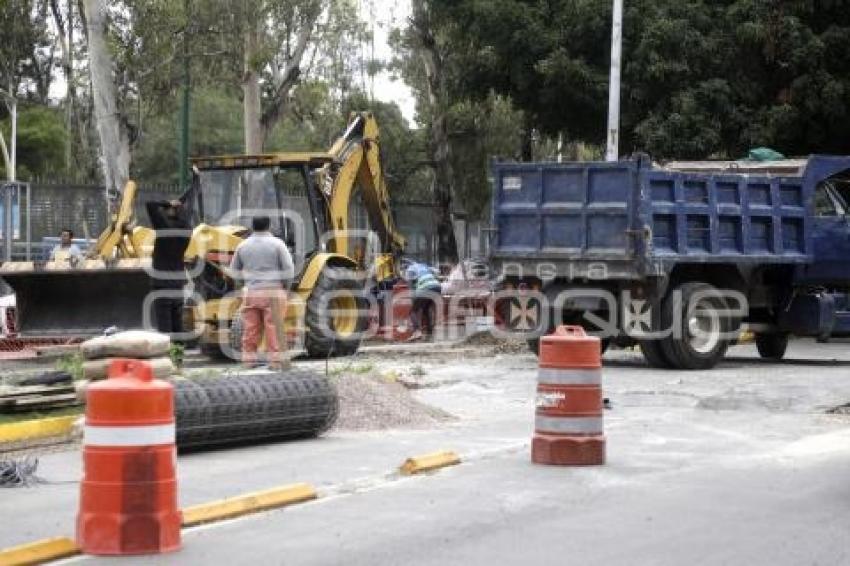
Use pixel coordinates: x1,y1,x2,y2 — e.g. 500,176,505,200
3,181,489,264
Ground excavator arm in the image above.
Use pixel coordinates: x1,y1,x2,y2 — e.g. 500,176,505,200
90,180,154,260
318,112,406,281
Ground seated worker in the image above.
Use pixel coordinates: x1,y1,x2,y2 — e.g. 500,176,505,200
50,229,84,265
146,191,194,337
405,261,442,341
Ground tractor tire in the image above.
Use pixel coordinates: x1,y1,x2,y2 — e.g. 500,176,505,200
639,339,674,368
228,316,244,356
755,333,788,360
659,282,730,370
200,340,230,361
304,266,369,358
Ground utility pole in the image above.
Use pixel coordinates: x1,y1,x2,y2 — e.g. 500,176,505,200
605,0,623,162
179,0,192,191
0,88,17,261
66,0,75,172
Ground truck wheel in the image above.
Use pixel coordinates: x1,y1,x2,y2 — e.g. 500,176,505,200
304,266,369,358
639,340,674,368
660,282,730,370
755,333,788,360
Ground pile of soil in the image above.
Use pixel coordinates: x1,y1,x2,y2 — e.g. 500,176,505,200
333,372,454,431
456,331,529,354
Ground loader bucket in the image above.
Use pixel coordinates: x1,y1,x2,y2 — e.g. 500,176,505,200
0,261,155,337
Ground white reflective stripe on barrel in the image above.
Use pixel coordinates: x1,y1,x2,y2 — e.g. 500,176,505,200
535,416,604,435
84,424,175,447
537,367,601,385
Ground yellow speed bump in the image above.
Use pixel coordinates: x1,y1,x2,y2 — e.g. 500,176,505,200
0,415,78,444
0,536,80,566
182,482,317,527
399,451,461,475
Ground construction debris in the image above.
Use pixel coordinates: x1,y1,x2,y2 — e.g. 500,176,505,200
333,372,454,431
0,384,81,413
83,356,175,380
0,456,43,487
17,371,74,387
81,330,171,360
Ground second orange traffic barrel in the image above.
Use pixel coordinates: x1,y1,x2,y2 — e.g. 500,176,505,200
532,326,606,466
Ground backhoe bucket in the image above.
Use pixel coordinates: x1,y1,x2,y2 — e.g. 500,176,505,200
0,260,155,337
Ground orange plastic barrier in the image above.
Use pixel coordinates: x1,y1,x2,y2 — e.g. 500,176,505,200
77,359,181,555
532,326,606,466
378,282,414,341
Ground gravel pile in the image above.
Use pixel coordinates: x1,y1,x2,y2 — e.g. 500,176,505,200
333,372,454,431
456,331,528,354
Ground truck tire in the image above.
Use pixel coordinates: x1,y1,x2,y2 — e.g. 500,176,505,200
639,340,674,368
755,333,788,360
304,266,369,358
659,282,730,370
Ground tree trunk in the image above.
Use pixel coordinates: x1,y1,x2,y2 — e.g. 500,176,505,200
49,0,76,172
242,23,263,154
411,0,458,265
521,114,534,161
82,0,130,199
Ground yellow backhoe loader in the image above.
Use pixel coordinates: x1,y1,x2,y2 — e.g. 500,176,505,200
0,111,405,358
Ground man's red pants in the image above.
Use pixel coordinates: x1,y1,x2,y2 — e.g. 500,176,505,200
241,288,287,364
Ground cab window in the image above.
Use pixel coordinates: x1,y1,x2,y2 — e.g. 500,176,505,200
814,183,843,216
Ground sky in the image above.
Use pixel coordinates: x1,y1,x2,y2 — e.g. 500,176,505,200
46,1,418,124
362,0,417,124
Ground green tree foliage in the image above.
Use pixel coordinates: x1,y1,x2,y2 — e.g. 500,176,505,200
0,0,56,102
421,0,850,160
0,106,67,179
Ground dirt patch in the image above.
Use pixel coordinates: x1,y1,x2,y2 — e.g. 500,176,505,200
455,331,528,354
333,371,455,431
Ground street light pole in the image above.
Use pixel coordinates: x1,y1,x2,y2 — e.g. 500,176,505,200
0,89,16,261
606,0,623,162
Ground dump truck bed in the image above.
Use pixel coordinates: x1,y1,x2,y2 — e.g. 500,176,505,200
488,156,829,280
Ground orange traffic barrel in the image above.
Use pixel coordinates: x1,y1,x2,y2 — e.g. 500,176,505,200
532,326,606,466
77,359,181,555
378,281,413,341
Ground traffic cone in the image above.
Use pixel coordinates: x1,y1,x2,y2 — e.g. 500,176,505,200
77,358,181,555
532,326,606,466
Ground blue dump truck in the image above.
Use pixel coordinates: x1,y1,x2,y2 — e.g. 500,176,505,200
489,155,850,369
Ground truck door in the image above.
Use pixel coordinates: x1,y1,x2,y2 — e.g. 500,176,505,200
804,181,850,285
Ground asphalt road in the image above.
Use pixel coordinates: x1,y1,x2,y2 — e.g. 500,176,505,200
10,339,850,565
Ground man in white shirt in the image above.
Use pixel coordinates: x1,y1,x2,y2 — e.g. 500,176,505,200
50,229,83,265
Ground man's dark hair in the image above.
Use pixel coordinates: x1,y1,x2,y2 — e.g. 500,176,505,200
252,216,271,232
61,229,73,238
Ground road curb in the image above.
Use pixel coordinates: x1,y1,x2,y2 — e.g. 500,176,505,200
1,451,464,560
0,536,79,566
0,415,78,444
399,450,461,475
181,482,318,527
